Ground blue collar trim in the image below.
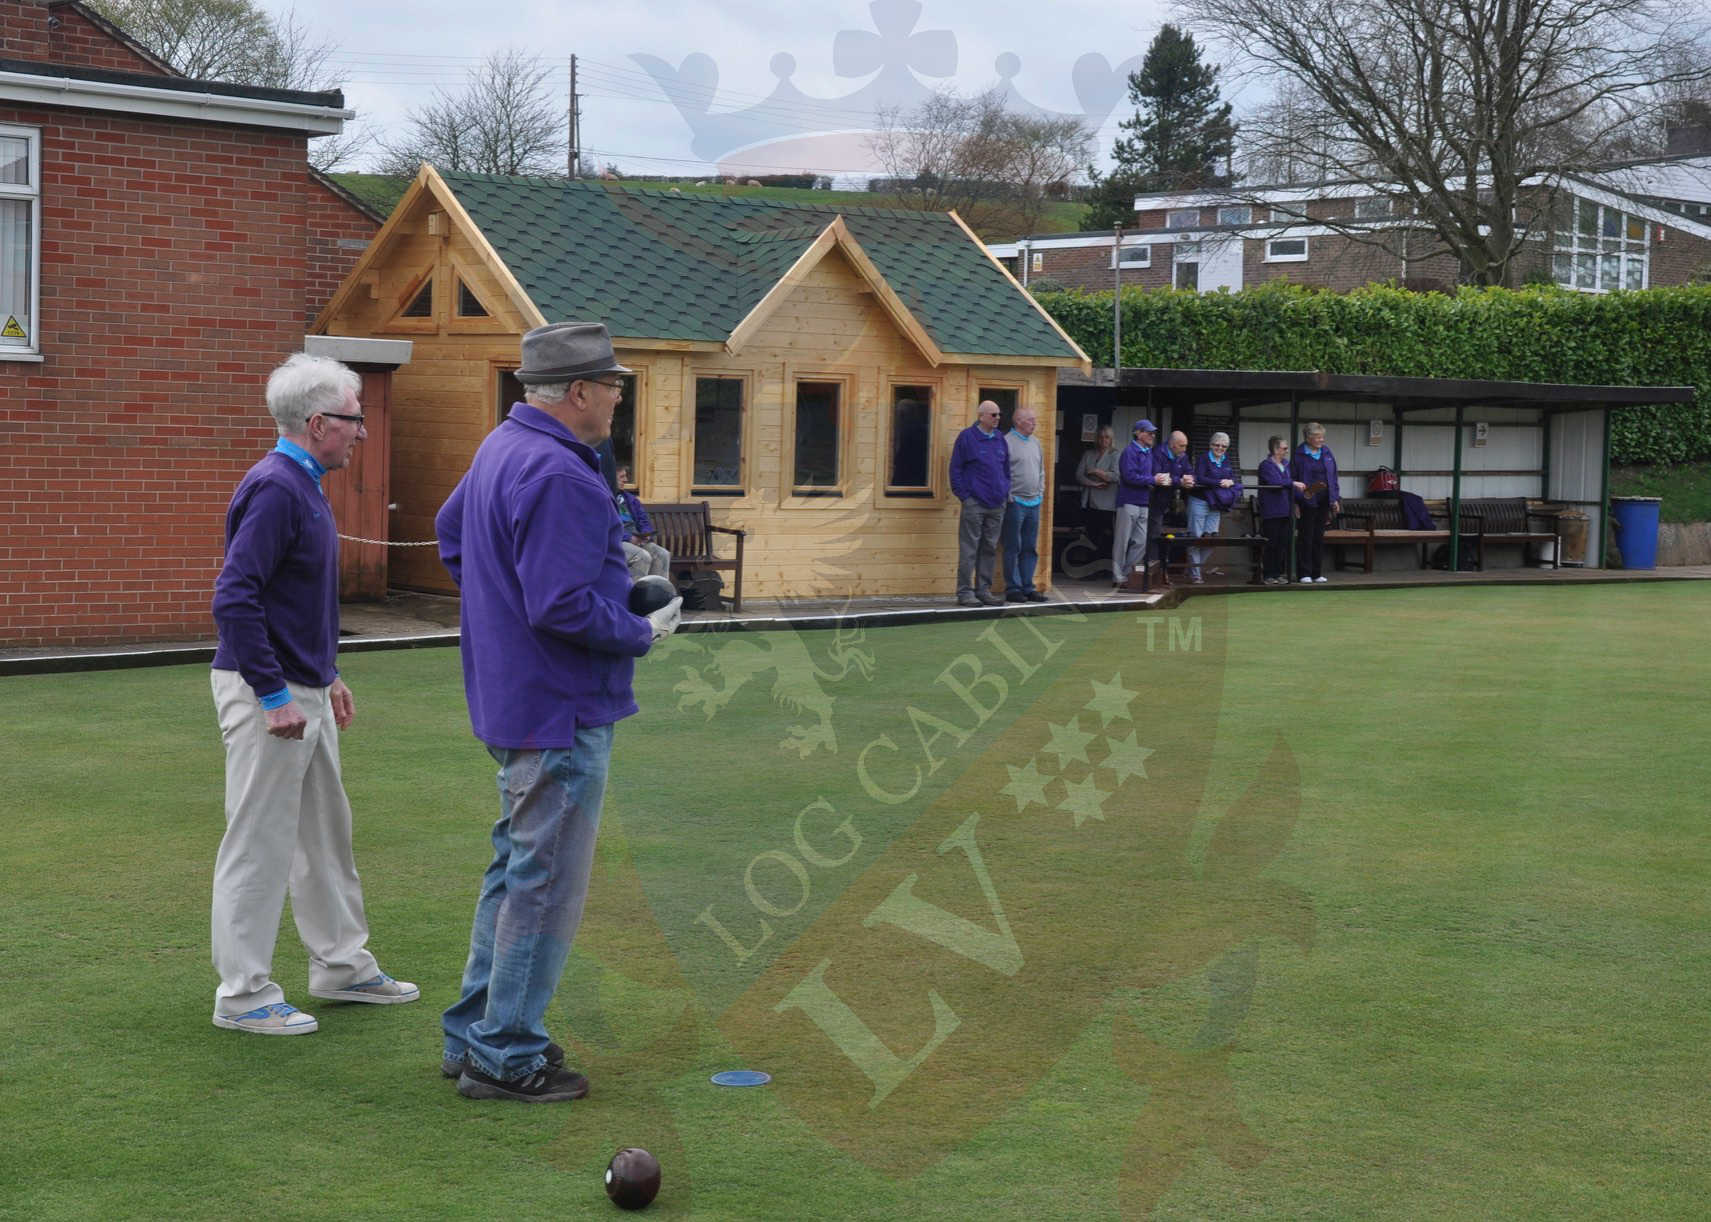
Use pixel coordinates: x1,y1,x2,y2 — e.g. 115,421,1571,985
273,437,326,481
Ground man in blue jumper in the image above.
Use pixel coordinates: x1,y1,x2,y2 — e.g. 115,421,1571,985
436,322,682,1103
950,400,1010,606
1001,406,1048,602
209,352,418,1036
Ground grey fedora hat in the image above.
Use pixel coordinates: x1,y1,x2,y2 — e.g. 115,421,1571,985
516,322,633,384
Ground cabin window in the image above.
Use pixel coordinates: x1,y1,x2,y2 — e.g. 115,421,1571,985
0,125,40,357
792,380,842,495
692,376,745,495
401,279,433,318
455,279,489,317
609,373,638,476
886,384,934,497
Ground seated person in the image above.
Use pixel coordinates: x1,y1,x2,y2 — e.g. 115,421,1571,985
615,465,670,580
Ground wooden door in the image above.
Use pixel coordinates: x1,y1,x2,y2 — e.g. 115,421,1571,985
323,366,392,600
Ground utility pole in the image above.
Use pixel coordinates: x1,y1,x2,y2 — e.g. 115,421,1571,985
568,54,580,178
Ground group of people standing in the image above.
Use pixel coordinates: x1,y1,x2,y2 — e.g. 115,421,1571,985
956,402,1346,598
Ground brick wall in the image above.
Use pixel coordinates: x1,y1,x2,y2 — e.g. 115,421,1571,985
1022,241,1169,292
305,175,379,323
1647,224,1711,285
0,103,315,645
1,0,53,60
45,3,171,74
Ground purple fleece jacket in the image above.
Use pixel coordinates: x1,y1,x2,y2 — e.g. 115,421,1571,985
1256,458,1294,520
949,424,1011,507
211,451,340,697
436,404,654,749
1152,447,1193,513
1116,441,1155,509
1290,445,1341,508
1192,452,1240,510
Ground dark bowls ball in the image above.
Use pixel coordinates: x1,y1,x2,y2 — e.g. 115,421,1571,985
628,575,677,616
605,1147,661,1210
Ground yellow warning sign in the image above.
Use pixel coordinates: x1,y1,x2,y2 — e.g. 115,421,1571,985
0,315,24,340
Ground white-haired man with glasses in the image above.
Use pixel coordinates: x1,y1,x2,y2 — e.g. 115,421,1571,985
208,352,418,1036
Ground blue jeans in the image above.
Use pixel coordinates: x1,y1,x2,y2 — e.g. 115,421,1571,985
1001,500,1040,594
442,725,612,1081
1186,498,1223,578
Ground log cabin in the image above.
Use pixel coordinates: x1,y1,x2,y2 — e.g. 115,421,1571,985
312,166,1090,600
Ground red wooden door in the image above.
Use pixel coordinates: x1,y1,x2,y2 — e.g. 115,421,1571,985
323,366,391,600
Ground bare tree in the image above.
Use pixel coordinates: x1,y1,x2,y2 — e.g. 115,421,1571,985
91,0,335,89
870,90,1091,235
379,50,568,177
1187,0,1711,284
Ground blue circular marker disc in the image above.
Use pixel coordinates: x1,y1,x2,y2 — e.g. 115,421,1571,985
710,1069,771,1087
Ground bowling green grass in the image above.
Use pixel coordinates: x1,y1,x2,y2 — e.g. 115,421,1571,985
2,582,1708,1221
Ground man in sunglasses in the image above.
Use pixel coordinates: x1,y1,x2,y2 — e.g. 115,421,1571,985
208,353,418,1037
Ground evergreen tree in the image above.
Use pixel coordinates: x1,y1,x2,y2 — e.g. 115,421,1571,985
1083,25,1236,230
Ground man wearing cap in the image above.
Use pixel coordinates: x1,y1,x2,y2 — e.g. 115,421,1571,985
208,352,418,1036
949,399,1010,606
436,322,683,1103
1114,418,1158,587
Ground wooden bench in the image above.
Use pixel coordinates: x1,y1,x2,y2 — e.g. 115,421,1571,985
646,501,747,610
1323,496,1560,573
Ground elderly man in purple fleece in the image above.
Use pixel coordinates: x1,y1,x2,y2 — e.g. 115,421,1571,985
1113,418,1158,586
949,399,1010,606
435,322,681,1104
209,353,418,1037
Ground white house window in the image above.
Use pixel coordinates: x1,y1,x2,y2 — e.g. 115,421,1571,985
1030,252,1044,272
1265,237,1310,262
1113,242,1151,268
1166,207,1200,229
1217,205,1252,225
1354,196,1394,220
0,125,41,357
1553,197,1648,292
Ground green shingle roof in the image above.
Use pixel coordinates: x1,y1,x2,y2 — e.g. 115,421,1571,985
437,174,1081,361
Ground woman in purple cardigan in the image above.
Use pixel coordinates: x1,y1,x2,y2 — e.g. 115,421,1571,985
1186,431,1239,582
1255,436,1303,584
1288,422,1341,583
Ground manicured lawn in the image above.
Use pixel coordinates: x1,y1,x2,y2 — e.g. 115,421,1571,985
2,584,1707,1219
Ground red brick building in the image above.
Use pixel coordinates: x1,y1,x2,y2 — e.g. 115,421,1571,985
991,163,1711,295
1,0,380,646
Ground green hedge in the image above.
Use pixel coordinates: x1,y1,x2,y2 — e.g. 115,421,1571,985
1035,281,1711,465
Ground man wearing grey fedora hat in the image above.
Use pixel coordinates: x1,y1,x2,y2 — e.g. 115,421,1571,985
435,322,682,1103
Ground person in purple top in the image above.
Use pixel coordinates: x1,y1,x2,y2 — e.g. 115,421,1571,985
1255,435,1306,584
1151,430,1197,581
209,353,418,1037
949,400,1010,606
436,322,682,1103
1289,421,1342,583
1114,418,1158,586
1187,431,1238,583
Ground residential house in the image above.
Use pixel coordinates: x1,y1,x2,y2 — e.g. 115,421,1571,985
313,167,1089,600
1,0,381,646
989,155,1711,296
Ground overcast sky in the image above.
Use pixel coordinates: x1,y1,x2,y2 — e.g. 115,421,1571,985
279,0,1181,178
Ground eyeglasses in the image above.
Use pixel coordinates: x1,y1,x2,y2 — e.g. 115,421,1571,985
584,379,625,392
319,412,366,426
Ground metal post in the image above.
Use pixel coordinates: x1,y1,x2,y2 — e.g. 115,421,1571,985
1598,407,1612,568
572,56,581,176
1288,393,1300,582
1540,410,1552,502
1392,404,1403,478
1450,404,1465,570
1112,224,1123,382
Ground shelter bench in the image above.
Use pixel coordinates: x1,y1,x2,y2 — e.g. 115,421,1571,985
647,501,747,611
1323,496,1560,573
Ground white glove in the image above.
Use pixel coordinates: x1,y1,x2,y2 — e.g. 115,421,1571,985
646,596,683,644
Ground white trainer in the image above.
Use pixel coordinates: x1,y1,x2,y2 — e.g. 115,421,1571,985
1299,576,1313,584
213,1002,318,1035
309,972,421,1004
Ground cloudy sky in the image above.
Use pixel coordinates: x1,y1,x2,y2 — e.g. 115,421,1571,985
279,0,1182,178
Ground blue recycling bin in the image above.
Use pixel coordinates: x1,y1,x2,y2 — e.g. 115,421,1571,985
1610,496,1661,569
